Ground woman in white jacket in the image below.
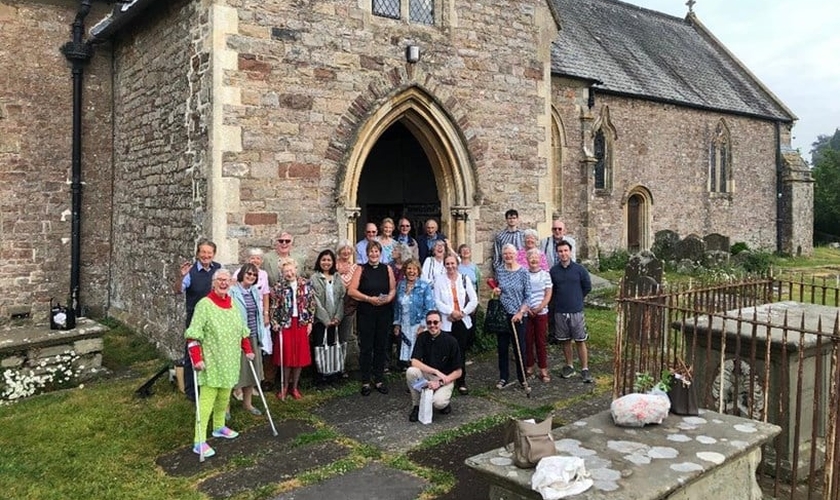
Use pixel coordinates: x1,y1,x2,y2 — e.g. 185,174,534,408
434,254,478,394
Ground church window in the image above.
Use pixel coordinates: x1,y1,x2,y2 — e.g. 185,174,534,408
372,0,436,25
373,0,401,19
591,105,616,193
709,119,732,193
594,130,607,190
409,0,434,25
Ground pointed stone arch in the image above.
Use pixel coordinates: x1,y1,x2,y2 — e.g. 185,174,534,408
591,105,618,192
332,84,477,247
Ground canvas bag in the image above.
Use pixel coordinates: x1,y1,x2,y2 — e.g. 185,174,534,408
505,415,557,468
418,388,434,425
483,298,509,334
314,326,346,375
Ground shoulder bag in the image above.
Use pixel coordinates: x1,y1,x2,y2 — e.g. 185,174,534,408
505,415,557,468
483,298,508,334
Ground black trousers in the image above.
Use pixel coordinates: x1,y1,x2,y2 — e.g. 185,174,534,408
448,320,470,387
357,306,390,384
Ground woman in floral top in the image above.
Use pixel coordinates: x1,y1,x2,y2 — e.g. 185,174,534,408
270,258,315,401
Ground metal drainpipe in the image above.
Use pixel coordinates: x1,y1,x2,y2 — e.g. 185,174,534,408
60,1,94,316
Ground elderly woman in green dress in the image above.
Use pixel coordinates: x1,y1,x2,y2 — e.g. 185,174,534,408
185,268,255,458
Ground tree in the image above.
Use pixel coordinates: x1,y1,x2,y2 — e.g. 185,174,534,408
811,129,840,166
812,143,840,240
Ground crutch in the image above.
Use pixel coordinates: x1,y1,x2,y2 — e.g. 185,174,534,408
193,368,204,462
511,317,532,398
248,358,278,436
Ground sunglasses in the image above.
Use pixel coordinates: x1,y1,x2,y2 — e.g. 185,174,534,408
426,320,440,326
245,272,258,277
399,224,410,228
277,239,291,243
552,227,564,231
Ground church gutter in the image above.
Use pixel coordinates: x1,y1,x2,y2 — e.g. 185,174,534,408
60,0,95,316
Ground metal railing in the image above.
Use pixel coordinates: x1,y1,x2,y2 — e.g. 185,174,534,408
614,273,840,499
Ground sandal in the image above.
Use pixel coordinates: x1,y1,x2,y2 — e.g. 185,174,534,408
360,384,372,396
496,379,508,390
540,370,551,383
375,382,389,395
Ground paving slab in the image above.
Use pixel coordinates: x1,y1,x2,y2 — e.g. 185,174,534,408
156,419,315,477
275,462,427,500
199,440,350,498
314,382,508,453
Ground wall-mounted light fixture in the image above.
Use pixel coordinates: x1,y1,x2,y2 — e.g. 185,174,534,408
405,45,420,64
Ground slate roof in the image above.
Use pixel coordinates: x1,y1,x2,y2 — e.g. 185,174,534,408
550,0,794,121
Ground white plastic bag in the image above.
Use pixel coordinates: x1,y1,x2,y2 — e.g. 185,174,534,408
610,392,671,427
418,388,434,425
260,326,273,355
531,456,593,499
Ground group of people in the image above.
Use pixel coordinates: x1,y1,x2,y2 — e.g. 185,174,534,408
490,210,591,393
174,210,592,456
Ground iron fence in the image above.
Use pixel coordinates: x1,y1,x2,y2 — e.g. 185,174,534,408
614,273,840,499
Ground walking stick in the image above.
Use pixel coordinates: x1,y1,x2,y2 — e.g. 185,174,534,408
510,317,532,398
278,329,285,399
193,367,204,462
248,358,278,436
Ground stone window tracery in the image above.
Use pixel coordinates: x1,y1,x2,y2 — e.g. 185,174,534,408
591,106,616,193
709,119,732,193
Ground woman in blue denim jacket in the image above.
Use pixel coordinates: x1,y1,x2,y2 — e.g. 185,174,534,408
229,263,271,415
392,259,435,368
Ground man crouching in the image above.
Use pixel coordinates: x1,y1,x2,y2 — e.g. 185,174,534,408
406,310,463,422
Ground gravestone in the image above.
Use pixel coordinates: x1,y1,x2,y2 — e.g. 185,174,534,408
703,233,730,253
621,251,662,296
675,234,706,263
652,229,680,262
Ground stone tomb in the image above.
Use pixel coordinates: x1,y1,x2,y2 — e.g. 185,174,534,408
466,410,780,499
0,318,107,398
676,301,837,480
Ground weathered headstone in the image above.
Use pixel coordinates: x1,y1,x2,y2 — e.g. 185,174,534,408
622,251,662,296
652,229,680,262
703,233,730,253
675,234,706,263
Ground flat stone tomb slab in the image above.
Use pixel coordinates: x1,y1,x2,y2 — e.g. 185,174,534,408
467,409,780,499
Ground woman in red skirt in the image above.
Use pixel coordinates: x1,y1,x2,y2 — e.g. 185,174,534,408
270,258,315,400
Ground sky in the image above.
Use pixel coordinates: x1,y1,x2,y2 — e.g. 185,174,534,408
621,0,839,162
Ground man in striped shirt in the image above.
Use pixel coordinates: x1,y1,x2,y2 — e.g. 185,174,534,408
493,209,525,273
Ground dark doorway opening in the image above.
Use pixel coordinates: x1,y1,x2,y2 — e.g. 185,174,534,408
627,193,642,253
356,121,440,240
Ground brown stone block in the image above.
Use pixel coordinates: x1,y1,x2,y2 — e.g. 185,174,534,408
314,67,336,81
359,54,383,71
244,212,277,225
238,53,272,74
278,94,314,110
283,163,321,179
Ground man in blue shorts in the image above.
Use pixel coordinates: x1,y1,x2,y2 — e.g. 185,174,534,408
549,240,593,383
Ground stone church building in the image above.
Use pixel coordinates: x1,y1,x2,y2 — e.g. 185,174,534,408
0,0,812,353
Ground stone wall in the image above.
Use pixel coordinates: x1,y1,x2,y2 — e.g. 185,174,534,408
0,0,113,322
107,0,211,354
553,83,781,256
220,0,557,269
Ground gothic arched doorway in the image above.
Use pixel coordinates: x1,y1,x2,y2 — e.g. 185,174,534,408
337,86,475,250
356,121,439,241
625,186,653,252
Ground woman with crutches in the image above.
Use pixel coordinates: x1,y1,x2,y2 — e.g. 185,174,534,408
185,268,254,458
488,244,531,391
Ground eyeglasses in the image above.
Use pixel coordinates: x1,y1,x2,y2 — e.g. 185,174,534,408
399,224,410,228
277,239,291,244
245,272,258,277
552,227,564,231
426,320,440,326
214,278,230,283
